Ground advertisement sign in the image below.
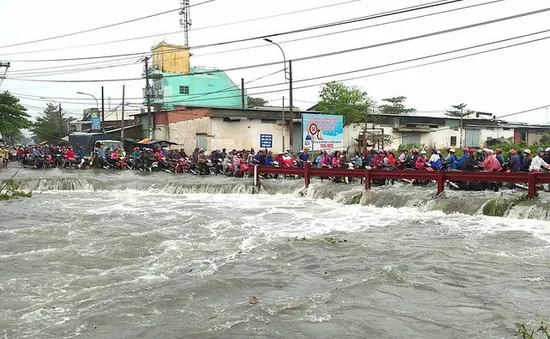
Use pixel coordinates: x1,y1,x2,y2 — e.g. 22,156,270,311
91,115,101,131
302,114,343,151
259,134,273,148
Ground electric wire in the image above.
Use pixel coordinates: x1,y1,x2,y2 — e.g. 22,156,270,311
2,0,464,63
13,26,550,105
5,6,550,83
4,0,502,78
0,0,215,50
0,0,364,57
193,0,504,58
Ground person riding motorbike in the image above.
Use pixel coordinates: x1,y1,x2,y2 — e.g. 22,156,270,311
415,151,431,170
495,148,505,166
447,148,459,169
521,149,532,172
482,149,502,172
407,148,419,169
429,149,442,170
508,149,521,172
529,147,550,172
457,148,470,170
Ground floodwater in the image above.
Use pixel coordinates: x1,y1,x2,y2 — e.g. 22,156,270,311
1,169,549,338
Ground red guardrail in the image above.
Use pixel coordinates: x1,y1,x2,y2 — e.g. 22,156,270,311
255,166,550,199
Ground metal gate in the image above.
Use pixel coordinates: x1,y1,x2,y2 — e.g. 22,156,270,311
464,129,481,148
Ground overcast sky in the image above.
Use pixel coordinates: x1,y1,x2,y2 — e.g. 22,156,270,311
2,0,550,124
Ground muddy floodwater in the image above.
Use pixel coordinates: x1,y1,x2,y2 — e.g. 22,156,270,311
1,169,549,338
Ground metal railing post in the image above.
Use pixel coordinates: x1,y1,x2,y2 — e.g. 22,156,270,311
365,169,371,190
437,171,445,196
528,172,537,199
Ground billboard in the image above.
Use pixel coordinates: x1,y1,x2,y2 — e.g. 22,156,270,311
302,114,343,151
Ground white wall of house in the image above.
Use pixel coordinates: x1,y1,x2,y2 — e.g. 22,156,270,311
167,118,290,152
165,116,523,152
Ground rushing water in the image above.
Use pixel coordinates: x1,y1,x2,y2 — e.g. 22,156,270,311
1,168,550,338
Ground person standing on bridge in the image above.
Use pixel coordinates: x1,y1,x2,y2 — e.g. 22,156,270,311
529,148,550,173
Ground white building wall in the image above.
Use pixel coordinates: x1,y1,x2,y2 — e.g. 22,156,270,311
167,118,289,153
479,128,514,147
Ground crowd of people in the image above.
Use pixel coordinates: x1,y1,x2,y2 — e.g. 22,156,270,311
2,143,550,175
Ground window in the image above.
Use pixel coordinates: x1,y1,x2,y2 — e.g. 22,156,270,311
520,131,527,142
179,85,189,94
450,136,457,147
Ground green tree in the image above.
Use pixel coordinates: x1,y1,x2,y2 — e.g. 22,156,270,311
446,103,475,118
1,129,23,144
32,103,73,143
248,97,268,107
0,91,32,142
539,132,550,145
317,81,374,126
378,96,416,115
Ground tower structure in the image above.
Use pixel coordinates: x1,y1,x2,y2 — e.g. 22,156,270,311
180,0,191,47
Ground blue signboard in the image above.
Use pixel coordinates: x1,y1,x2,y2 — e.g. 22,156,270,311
260,134,273,148
91,116,101,131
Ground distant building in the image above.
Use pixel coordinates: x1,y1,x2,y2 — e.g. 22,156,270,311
69,106,140,133
130,107,550,153
144,42,246,117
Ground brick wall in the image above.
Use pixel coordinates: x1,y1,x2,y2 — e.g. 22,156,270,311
168,108,211,124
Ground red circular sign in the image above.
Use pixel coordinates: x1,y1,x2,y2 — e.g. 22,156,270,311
308,123,318,136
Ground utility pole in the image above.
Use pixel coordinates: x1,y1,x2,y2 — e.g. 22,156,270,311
282,96,285,152
460,106,464,149
241,78,245,110
289,60,294,152
363,107,368,155
121,85,125,151
101,86,105,133
144,57,153,138
0,62,10,88
59,103,63,137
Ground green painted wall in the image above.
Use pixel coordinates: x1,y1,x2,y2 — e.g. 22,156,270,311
153,67,247,109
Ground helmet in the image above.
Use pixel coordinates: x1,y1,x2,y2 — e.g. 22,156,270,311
420,150,427,155
411,148,418,154
546,147,550,152
509,149,517,155
524,149,531,154
387,148,394,153
537,147,544,153
496,148,503,153
485,149,493,155
477,149,483,154
463,148,470,153
449,148,456,153
134,147,140,151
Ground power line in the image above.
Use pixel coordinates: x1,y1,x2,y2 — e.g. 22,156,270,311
13,26,550,105
4,0,503,78
155,32,550,106
2,0,464,63
0,0,215,50
0,0,364,57
5,6,550,84
193,0,504,58
497,105,550,119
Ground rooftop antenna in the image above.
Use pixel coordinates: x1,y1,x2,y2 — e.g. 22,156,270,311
180,0,191,47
